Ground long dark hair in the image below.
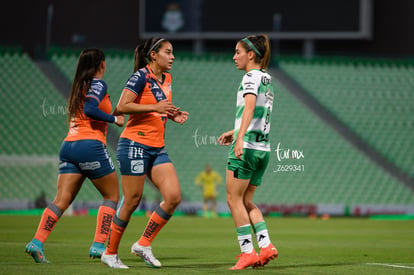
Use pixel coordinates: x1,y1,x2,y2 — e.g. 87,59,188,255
67,48,105,123
133,37,169,72
240,34,271,70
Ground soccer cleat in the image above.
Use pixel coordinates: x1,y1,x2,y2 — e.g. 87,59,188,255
259,243,278,266
229,250,260,270
89,242,105,259
131,242,161,268
101,252,128,269
25,241,50,263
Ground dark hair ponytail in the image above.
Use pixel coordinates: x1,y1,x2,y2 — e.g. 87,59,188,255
240,34,271,70
67,48,105,123
133,37,169,72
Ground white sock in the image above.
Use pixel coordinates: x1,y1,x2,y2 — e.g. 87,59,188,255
238,234,254,253
256,229,271,248
236,224,254,253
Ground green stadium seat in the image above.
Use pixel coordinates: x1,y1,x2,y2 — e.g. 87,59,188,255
2,50,412,209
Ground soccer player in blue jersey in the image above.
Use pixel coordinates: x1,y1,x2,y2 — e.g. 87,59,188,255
25,48,124,263
218,34,278,270
101,37,188,269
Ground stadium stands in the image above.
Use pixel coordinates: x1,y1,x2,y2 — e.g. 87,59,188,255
1,49,413,211
0,50,116,206
279,57,414,179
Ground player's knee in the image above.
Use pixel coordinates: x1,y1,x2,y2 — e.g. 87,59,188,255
243,199,256,212
123,194,142,212
226,194,238,209
169,193,181,208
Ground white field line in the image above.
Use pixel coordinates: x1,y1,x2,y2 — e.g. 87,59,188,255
366,263,414,270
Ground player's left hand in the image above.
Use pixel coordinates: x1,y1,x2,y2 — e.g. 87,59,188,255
169,107,189,124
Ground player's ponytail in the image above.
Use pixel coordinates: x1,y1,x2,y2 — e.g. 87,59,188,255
68,48,105,123
240,34,271,70
133,37,169,72
133,44,146,72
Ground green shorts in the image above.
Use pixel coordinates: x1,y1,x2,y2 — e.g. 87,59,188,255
227,143,270,186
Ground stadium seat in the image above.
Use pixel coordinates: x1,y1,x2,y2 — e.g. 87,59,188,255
1,49,413,209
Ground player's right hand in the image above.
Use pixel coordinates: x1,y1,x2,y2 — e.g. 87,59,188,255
114,115,125,127
155,99,177,114
217,130,234,146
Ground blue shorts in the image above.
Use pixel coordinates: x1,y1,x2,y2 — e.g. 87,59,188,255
117,138,171,176
59,140,115,179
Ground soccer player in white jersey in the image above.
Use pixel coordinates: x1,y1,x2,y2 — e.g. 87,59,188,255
217,34,278,270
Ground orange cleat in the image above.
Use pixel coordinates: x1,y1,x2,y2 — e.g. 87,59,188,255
259,243,278,266
229,250,261,270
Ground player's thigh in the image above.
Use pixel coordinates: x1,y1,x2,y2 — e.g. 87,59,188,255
121,175,145,202
117,175,146,221
149,163,181,202
54,173,85,210
90,171,120,201
226,169,250,199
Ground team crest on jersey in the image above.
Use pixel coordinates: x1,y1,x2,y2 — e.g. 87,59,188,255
152,83,160,90
149,80,167,101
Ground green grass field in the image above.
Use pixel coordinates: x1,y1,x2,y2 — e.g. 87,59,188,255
1,215,414,274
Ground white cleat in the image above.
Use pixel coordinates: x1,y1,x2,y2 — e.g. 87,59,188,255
131,242,161,268
101,252,129,269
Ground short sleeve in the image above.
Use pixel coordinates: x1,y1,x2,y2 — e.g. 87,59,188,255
125,70,147,96
86,79,108,103
241,72,259,97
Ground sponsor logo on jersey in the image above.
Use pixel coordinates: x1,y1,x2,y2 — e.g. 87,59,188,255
127,73,139,87
261,75,271,85
91,81,104,95
265,90,274,101
155,91,164,100
244,81,255,90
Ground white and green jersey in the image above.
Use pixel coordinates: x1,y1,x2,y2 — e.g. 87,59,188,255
234,69,274,152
